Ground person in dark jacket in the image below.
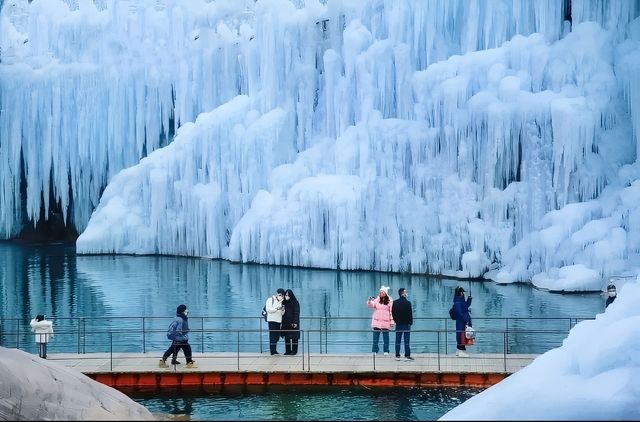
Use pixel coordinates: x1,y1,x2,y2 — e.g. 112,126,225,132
606,284,617,308
452,286,472,357
391,288,414,361
282,289,301,355
160,304,197,368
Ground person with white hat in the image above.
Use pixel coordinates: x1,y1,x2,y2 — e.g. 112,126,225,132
367,285,394,355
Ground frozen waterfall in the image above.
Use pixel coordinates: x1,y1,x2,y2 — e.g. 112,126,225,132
1,0,640,289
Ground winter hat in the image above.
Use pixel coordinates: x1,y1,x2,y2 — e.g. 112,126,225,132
379,286,390,295
176,304,187,314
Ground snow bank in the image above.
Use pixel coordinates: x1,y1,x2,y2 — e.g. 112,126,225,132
441,279,640,420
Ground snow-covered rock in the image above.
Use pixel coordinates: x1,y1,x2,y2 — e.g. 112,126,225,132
0,347,154,421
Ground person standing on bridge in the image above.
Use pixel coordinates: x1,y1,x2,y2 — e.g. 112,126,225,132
160,304,198,368
606,284,617,308
282,289,300,355
265,288,286,355
367,285,394,355
452,286,472,357
30,314,54,359
392,288,414,361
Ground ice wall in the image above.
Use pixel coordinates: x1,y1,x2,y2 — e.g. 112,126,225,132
3,0,640,287
0,0,567,237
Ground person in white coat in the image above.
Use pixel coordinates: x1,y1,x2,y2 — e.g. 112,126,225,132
265,288,286,355
30,314,54,359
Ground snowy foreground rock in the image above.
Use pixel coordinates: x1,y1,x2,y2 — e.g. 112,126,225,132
0,347,154,421
441,280,640,420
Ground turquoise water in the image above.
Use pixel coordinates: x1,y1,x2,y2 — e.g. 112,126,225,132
0,242,605,356
130,386,482,421
0,242,606,420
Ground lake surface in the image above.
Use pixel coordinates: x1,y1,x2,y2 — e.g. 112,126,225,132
130,386,483,421
0,242,605,356
0,242,608,421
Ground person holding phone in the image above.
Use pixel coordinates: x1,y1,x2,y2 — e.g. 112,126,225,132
30,314,54,359
265,288,286,355
367,286,394,355
452,286,472,357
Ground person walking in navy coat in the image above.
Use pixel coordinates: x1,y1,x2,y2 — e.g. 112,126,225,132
452,286,472,357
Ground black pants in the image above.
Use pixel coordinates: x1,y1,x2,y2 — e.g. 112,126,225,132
268,321,282,354
38,342,47,359
284,334,299,355
456,331,466,351
162,341,193,363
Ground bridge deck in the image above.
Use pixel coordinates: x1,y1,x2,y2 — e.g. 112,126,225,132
47,352,537,389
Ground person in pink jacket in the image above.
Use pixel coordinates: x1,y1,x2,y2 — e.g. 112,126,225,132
367,286,394,355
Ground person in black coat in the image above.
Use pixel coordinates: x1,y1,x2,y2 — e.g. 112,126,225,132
282,289,300,355
452,286,472,357
606,284,617,308
391,288,414,361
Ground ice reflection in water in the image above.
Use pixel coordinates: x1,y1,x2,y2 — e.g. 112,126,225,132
131,386,482,421
0,243,603,355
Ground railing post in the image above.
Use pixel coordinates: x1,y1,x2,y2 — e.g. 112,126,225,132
444,318,447,355
319,318,323,354
437,330,441,371
372,343,376,371
110,331,113,372
201,318,204,354
259,318,263,354
142,317,146,354
237,331,240,371
301,330,305,371
307,328,311,371
77,317,81,354
17,320,20,349
505,318,509,353
503,331,507,372
82,318,86,354
325,318,328,354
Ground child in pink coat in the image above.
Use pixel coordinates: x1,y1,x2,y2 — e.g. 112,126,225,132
367,286,394,354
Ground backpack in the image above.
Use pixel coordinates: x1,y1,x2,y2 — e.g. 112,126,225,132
449,306,456,320
166,321,177,340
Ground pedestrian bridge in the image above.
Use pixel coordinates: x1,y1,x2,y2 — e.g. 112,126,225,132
47,351,537,390
2,314,586,390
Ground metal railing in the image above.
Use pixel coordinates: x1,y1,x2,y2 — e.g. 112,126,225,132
0,324,579,373
1,315,592,367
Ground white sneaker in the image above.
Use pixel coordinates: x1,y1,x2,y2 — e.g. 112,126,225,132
383,352,389,356
395,357,401,361
456,350,469,357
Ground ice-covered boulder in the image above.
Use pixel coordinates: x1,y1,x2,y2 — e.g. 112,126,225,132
0,347,154,421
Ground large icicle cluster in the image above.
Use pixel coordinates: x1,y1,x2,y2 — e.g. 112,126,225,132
3,0,640,289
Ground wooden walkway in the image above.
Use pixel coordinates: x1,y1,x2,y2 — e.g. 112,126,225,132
48,352,538,389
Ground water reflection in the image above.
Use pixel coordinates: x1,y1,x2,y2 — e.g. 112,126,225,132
0,243,604,355
131,386,480,421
